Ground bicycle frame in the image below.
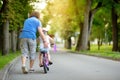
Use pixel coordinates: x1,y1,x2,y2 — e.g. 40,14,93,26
42,51,49,73
43,52,49,66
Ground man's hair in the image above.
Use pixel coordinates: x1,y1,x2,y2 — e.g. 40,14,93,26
29,11,40,19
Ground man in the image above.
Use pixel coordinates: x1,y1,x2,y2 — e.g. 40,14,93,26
19,11,48,74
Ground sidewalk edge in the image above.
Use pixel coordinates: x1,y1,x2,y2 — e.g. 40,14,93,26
2,56,20,80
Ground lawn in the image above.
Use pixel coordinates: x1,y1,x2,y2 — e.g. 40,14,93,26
0,51,21,70
72,44,120,61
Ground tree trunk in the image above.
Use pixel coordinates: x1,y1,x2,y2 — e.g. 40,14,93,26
97,37,101,50
87,2,102,50
74,0,102,51
2,20,9,55
118,23,120,52
64,40,67,48
11,31,16,52
0,26,2,51
118,32,120,52
67,37,71,49
79,0,91,50
16,26,21,50
9,32,11,50
87,41,90,50
75,22,83,51
64,37,71,49
111,6,118,51
0,0,9,55
17,34,21,51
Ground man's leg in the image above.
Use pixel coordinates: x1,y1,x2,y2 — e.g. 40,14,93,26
28,39,36,71
21,56,28,74
30,59,34,69
21,56,26,67
20,39,28,74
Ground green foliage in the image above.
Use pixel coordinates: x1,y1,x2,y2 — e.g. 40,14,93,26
115,1,120,15
41,0,86,40
81,44,120,60
41,1,53,27
91,1,113,43
0,51,20,70
0,0,2,8
0,0,35,31
8,0,34,31
71,45,120,61
91,9,105,41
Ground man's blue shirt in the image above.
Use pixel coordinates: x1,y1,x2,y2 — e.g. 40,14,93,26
19,17,42,39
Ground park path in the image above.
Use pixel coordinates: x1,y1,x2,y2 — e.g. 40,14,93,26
6,44,120,80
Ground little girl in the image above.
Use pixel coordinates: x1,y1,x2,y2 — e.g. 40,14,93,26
38,28,54,67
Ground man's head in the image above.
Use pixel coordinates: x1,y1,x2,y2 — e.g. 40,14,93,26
29,11,40,19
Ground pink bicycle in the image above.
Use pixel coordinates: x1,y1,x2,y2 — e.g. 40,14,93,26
41,50,49,73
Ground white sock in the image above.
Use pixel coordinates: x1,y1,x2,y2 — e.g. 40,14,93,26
22,64,25,67
30,67,34,71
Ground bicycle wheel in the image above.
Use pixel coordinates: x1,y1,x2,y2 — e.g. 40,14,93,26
43,62,47,73
43,52,49,73
47,67,49,71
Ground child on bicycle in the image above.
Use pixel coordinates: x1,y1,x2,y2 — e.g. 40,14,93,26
38,28,54,67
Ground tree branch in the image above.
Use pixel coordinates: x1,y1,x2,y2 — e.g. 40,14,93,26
91,2,102,14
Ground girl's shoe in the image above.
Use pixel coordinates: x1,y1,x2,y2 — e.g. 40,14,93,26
39,64,43,67
49,61,53,65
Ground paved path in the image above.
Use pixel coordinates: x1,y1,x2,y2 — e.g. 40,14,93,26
6,48,120,80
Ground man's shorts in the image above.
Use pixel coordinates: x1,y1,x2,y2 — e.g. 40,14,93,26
20,38,36,60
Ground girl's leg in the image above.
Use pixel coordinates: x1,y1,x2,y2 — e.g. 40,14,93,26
47,51,51,61
47,51,53,65
39,53,43,67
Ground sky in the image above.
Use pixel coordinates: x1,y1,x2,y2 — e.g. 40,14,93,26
31,0,47,11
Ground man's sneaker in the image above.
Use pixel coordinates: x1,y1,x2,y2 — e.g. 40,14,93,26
29,68,35,73
22,66,28,74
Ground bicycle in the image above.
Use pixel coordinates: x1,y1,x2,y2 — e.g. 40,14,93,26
41,50,49,74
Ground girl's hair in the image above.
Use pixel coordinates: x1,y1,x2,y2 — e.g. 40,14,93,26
29,11,40,19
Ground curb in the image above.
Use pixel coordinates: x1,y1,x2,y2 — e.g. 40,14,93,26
0,56,20,80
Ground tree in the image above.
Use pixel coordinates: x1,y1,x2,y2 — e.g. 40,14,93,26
0,0,10,55
73,0,102,51
90,5,113,50
79,0,103,51
0,0,36,55
91,15,105,50
42,0,79,49
8,0,33,52
111,0,120,51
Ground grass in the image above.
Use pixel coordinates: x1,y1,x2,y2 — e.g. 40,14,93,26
0,51,21,70
71,44,120,61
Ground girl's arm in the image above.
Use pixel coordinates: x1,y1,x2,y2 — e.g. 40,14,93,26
38,27,48,48
48,36,54,45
